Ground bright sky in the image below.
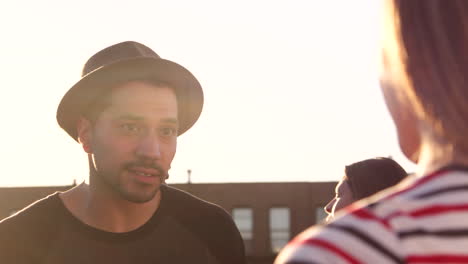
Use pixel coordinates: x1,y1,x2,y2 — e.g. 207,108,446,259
0,0,416,187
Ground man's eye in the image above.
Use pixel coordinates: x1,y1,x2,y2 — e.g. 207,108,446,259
159,127,177,137
120,124,140,133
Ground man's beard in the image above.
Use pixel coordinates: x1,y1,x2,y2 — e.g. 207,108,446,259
98,160,169,203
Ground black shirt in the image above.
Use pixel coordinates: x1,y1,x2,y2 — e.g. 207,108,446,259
0,185,246,264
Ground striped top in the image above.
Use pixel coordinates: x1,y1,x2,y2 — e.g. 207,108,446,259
275,165,468,264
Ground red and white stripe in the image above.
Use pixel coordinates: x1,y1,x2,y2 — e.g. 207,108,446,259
275,168,468,264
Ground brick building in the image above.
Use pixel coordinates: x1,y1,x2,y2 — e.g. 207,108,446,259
0,181,336,264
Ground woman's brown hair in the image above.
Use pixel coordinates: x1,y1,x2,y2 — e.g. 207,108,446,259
382,0,468,151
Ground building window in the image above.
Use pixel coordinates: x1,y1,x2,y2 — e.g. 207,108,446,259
232,208,253,254
315,207,328,224
269,207,290,253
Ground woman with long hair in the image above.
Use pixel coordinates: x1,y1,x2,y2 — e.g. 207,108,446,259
276,1,468,263
324,157,407,222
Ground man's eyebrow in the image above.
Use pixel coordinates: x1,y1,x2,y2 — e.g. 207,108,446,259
115,115,178,124
161,118,178,125
115,114,144,121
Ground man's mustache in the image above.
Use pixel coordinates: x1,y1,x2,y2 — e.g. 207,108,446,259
124,161,169,179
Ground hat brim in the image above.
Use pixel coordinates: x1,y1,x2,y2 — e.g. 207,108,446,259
57,57,203,141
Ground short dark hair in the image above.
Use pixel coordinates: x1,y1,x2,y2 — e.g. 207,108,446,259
344,157,407,200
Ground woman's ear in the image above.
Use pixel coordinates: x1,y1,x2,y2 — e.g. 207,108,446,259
77,117,93,154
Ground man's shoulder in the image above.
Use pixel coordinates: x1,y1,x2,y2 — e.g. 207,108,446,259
0,192,61,234
163,185,230,219
162,185,246,264
0,193,63,262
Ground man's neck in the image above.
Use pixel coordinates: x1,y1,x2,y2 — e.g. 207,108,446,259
59,182,162,233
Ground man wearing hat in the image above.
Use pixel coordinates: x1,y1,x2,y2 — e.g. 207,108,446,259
0,41,246,264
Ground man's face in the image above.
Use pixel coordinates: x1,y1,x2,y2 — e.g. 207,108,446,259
324,178,354,222
81,81,178,203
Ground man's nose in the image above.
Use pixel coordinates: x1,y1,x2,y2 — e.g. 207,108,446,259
135,134,161,160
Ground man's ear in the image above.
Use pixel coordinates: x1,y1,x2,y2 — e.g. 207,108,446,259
77,117,93,154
